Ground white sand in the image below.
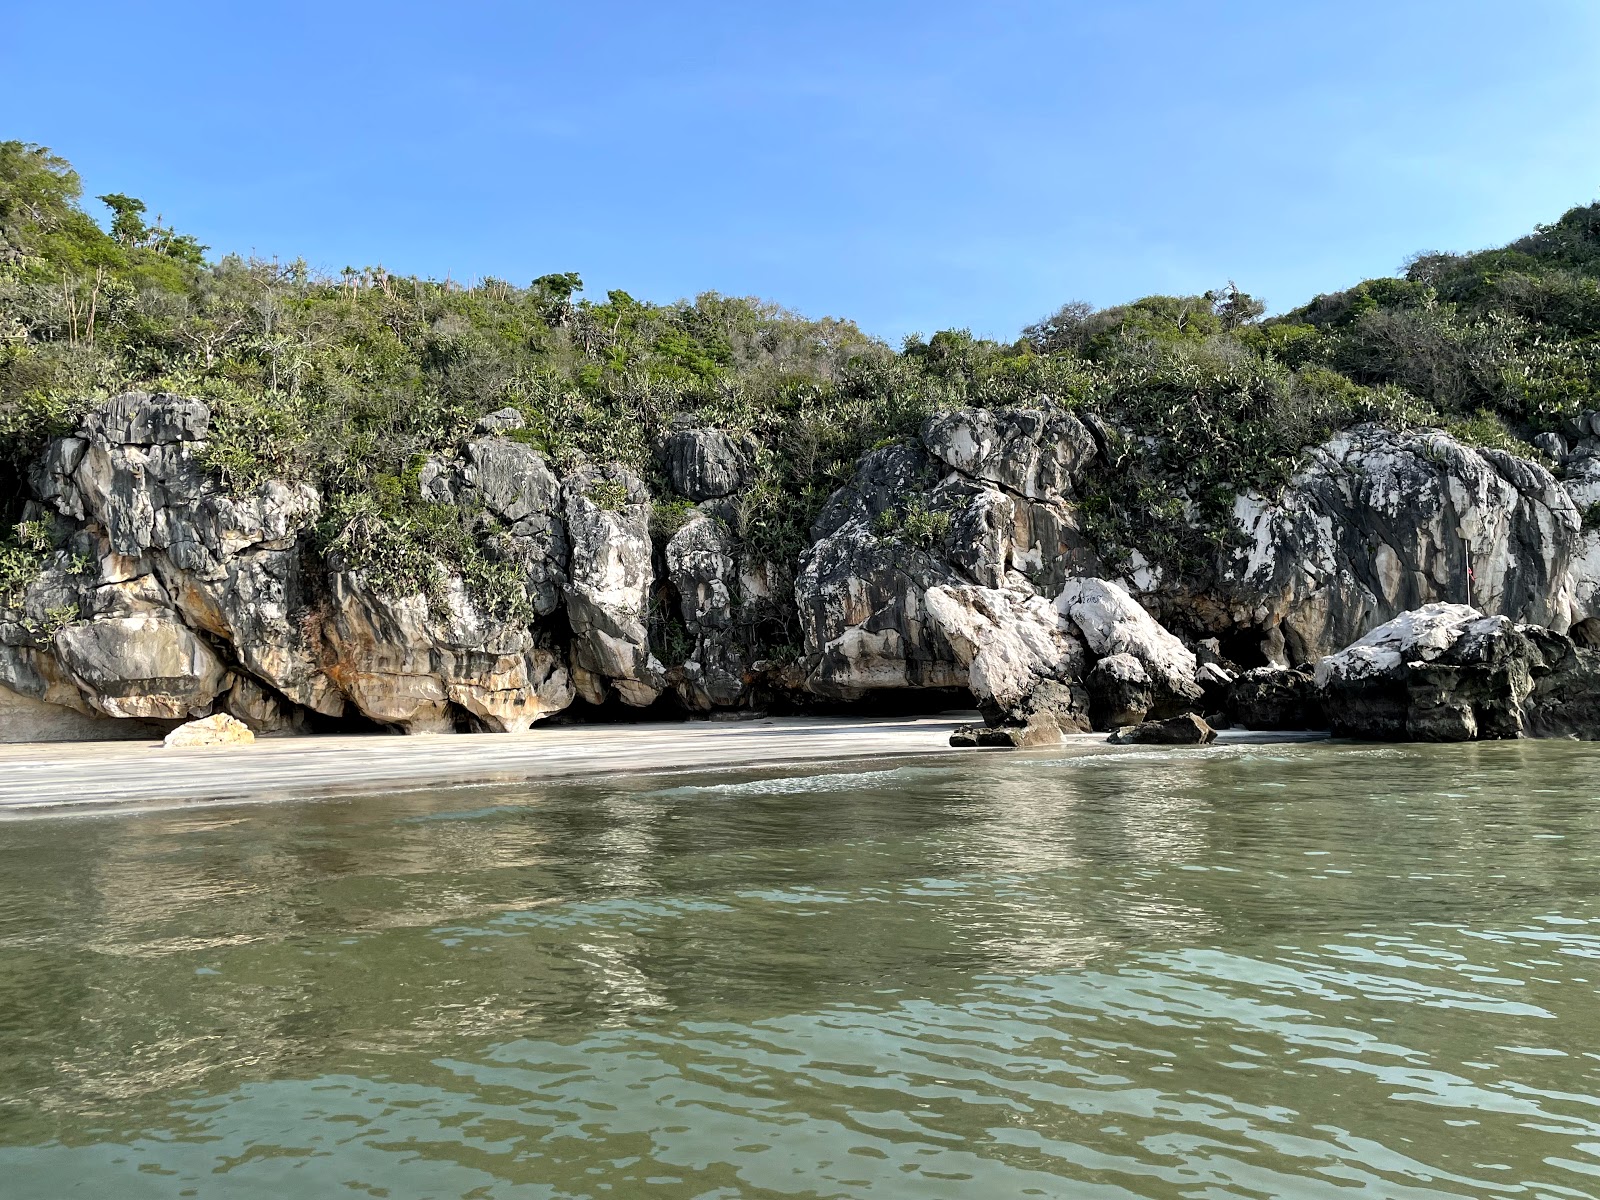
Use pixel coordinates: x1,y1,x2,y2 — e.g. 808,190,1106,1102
0,714,978,815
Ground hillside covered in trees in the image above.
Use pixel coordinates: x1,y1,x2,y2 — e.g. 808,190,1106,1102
5,141,1598,604
4,139,1600,741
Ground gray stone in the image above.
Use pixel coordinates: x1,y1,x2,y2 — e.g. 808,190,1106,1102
85,392,210,445
663,428,746,501
921,407,1097,500
923,584,1090,731
1086,653,1154,728
563,466,665,706
53,615,228,720
665,512,748,710
1533,431,1568,459
1229,667,1324,730
1108,713,1216,745
475,407,526,434
1315,604,1535,741
1219,426,1581,664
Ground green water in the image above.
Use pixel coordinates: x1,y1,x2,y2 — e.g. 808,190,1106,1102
4,740,1600,1198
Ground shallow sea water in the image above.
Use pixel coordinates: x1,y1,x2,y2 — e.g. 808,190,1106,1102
3,738,1600,1198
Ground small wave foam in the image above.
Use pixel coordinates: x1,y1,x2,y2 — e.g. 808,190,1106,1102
648,765,954,799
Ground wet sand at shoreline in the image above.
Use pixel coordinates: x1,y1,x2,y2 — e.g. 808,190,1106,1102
0,714,978,815
0,715,1330,816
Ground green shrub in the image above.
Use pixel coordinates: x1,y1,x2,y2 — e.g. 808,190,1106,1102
584,479,631,513
650,497,697,539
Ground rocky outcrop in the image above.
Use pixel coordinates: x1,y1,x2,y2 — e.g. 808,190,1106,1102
1212,426,1581,665
796,444,968,699
10,392,1600,744
164,712,254,748
921,408,1096,502
663,428,747,502
664,511,748,710
320,570,572,733
795,409,1103,700
924,584,1090,736
1057,578,1202,726
562,465,666,707
1108,713,1217,745
1314,603,1560,741
9,393,336,726
1229,667,1323,730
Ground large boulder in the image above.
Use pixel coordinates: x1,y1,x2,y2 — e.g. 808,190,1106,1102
1108,713,1217,745
164,712,254,748
1216,426,1581,664
1056,577,1202,720
1522,626,1600,739
1085,653,1155,728
1229,667,1324,730
663,428,746,501
52,615,228,720
921,408,1097,501
923,584,1090,734
1314,604,1538,741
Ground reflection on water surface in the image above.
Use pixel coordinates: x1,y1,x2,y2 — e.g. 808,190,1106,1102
3,739,1600,1197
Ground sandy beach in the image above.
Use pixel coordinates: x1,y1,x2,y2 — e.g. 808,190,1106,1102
0,715,1332,817
0,714,982,815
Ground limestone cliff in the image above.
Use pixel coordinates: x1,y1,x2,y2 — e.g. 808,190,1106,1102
5,391,1598,741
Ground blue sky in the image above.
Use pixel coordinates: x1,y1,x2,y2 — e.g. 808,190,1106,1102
5,1,1599,341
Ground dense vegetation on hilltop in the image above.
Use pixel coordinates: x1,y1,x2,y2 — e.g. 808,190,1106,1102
4,139,1600,610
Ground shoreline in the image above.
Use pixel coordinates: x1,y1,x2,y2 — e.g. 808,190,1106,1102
0,714,980,817
0,716,1331,818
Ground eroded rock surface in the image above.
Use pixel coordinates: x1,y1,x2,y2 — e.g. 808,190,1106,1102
1107,713,1217,745
164,712,254,748
11,393,1600,743
1215,426,1581,664
563,466,665,707
924,584,1089,736
1316,604,1541,741
663,428,747,502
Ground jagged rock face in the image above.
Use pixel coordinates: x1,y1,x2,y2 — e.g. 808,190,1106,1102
320,571,572,733
1229,667,1323,731
797,532,967,700
664,512,748,711
1523,627,1600,739
796,412,1102,699
563,466,665,707
797,445,966,699
53,615,227,720
17,392,337,722
423,436,568,617
923,584,1090,732
14,390,1600,744
13,392,588,735
1057,578,1201,720
663,428,746,502
1217,427,1581,665
922,408,1097,501
1314,604,1539,741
